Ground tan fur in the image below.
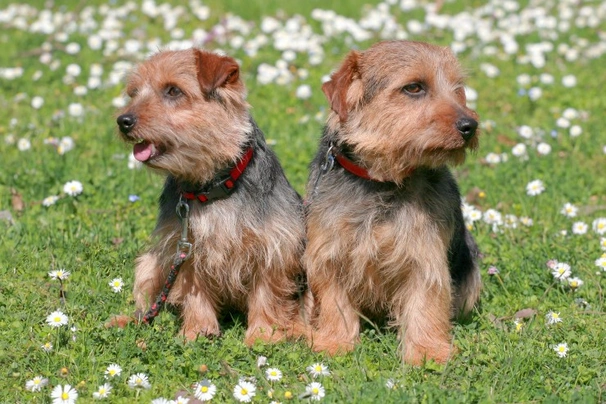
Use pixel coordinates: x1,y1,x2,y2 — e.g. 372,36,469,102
305,41,481,365
118,49,307,344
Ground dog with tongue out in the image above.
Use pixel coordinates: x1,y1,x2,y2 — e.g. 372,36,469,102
116,48,308,344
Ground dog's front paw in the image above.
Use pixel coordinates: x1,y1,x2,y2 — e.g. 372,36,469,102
403,341,456,366
310,334,356,356
181,324,221,341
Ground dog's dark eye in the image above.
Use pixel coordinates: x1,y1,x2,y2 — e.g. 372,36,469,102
402,83,425,95
127,88,138,98
165,86,183,98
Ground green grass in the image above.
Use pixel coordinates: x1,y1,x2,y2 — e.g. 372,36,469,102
1,0,606,402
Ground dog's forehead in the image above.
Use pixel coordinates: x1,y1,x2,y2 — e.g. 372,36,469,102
362,41,463,84
128,50,198,88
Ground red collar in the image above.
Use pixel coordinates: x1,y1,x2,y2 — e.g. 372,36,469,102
181,146,254,203
334,150,414,182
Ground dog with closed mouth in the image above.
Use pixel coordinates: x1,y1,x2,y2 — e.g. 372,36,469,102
304,40,481,365
117,49,307,344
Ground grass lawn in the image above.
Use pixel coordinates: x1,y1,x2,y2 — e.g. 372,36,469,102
1,0,605,402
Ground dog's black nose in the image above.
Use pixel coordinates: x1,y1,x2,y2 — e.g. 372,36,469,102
456,117,478,141
117,113,137,134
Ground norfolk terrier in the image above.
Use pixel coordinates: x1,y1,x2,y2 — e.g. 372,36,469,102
304,40,481,365
116,49,306,344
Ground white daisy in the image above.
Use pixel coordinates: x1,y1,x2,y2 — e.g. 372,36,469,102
233,380,256,402
266,367,283,381
307,363,330,378
545,311,563,325
92,383,112,399
592,218,606,235
42,195,60,207
572,221,588,235
526,179,545,196
567,277,583,290
127,373,151,389
25,376,49,392
49,269,70,280
109,278,124,293
553,342,568,357
560,203,578,218
104,363,122,378
194,379,216,401
63,180,83,197
51,384,78,404
305,382,325,401
46,310,68,327
551,262,571,280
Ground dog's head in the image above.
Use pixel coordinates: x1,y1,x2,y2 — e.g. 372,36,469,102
116,49,251,183
322,40,479,183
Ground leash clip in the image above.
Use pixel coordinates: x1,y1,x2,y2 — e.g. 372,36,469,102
176,198,192,259
320,142,335,174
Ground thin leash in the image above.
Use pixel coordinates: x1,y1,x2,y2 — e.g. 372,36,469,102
142,197,192,325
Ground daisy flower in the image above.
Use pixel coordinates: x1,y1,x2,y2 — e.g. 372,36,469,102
595,255,606,270
545,311,563,325
266,367,283,381
127,373,151,390
104,363,122,378
256,355,267,368
572,221,588,235
487,266,499,275
92,383,112,400
63,180,83,197
51,384,78,404
551,262,571,280
43,195,60,207
567,277,583,290
109,278,124,293
194,379,217,401
553,342,568,358
305,382,326,401
519,216,533,226
600,237,606,251
46,310,68,327
25,376,49,392
49,269,70,280
593,218,606,235
526,179,545,196
295,84,312,99
513,319,524,332
175,396,190,404
385,378,397,389
307,363,330,378
560,203,578,218
41,342,53,352
233,380,256,402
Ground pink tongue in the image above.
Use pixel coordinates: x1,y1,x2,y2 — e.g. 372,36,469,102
133,141,153,162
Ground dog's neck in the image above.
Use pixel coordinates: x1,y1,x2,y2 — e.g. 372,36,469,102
333,143,415,183
179,146,254,204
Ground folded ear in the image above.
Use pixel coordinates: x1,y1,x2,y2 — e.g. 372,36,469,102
194,49,240,95
321,51,360,123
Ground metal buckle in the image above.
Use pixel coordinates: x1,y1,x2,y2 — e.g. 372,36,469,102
175,198,192,259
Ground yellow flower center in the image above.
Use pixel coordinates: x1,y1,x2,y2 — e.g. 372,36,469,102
285,391,293,399
312,387,319,395
241,388,248,395
558,346,565,352
54,316,62,323
62,392,69,399
109,370,115,376
99,388,106,394
201,386,208,393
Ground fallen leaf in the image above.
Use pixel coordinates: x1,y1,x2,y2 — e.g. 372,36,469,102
514,308,537,319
